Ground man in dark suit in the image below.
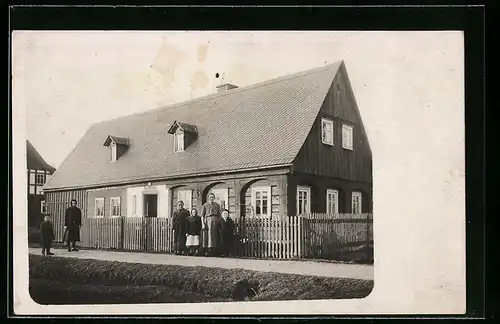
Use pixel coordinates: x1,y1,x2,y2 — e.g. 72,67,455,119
172,200,190,255
64,199,82,251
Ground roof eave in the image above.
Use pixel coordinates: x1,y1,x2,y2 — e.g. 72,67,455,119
43,163,294,192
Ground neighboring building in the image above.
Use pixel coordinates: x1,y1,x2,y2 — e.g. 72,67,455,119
27,140,56,227
43,61,372,225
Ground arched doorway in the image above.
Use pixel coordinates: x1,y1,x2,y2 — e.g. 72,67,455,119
170,185,193,214
239,178,274,219
202,182,230,211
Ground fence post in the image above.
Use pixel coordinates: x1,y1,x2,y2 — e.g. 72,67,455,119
298,216,303,258
119,216,124,250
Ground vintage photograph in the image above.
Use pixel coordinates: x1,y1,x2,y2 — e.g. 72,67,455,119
21,31,374,305
13,30,465,315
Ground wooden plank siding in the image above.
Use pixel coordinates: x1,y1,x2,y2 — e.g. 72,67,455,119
45,189,88,242
291,172,372,214
292,64,372,184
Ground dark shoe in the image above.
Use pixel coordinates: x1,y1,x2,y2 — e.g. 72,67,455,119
72,247,79,251
67,248,72,252
47,252,54,255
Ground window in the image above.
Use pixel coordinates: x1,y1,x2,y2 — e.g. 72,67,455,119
40,200,46,214
36,173,45,185
177,190,192,211
110,197,121,217
174,132,184,152
352,192,362,214
109,143,117,162
297,186,311,215
251,187,271,217
132,195,137,215
321,118,334,146
342,124,354,150
326,189,339,214
36,186,43,195
29,186,35,194
95,198,105,217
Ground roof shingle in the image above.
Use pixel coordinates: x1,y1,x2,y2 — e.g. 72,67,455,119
44,61,342,190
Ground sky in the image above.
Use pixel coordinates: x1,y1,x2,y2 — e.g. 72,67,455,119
13,31,463,169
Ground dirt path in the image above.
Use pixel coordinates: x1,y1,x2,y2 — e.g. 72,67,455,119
29,247,374,280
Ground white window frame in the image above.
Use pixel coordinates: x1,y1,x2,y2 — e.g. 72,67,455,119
109,142,117,162
342,124,354,150
352,191,362,214
174,132,185,152
321,118,334,146
132,194,137,215
251,186,272,218
35,186,43,195
40,200,46,214
29,186,35,195
95,198,105,217
110,197,121,217
296,186,311,215
177,190,192,211
35,172,46,185
326,189,339,215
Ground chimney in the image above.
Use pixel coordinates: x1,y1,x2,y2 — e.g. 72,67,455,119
216,83,238,93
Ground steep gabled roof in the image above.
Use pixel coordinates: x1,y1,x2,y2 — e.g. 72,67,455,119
44,61,343,190
26,140,56,173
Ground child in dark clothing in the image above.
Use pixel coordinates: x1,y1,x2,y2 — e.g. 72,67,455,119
40,214,55,255
185,208,202,256
221,209,235,257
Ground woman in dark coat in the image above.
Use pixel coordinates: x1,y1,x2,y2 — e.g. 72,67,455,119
64,199,82,252
172,200,190,255
221,209,235,257
40,214,55,255
185,208,202,256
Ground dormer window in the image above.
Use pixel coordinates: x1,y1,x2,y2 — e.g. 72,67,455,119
167,121,198,153
174,132,184,152
109,143,117,162
103,135,129,163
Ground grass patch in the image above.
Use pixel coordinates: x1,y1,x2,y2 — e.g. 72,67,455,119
29,254,374,304
30,278,230,304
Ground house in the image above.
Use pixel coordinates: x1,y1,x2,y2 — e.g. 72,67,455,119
27,140,56,227
43,61,372,227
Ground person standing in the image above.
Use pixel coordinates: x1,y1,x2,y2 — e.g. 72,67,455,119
40,214,55,255
172,200,190,255
185,208,202,256
64,199,82,252
200,193,223,256
221,209,235,257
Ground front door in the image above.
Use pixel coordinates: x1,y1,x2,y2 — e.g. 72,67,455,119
209,188,229,210
144,194,158,217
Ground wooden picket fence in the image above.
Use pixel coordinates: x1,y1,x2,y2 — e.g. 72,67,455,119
58,213,373,261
